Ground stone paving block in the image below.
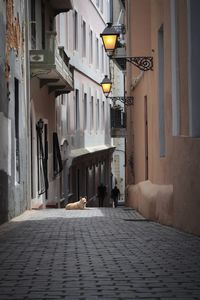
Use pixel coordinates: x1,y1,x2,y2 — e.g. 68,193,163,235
161,295,199,300
0,208,200,299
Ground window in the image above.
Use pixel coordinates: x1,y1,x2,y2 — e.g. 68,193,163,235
111,107,125,128
96,0,99,7
61,94,65,105
74,10,78,50
102,101,105,129
89,29,93,64
188,0,200,136
171,0,180,136
56,15,61,44
31,0,36,49
100,0,103,13
82,20,86,57
144,96,149,180
15,78,20,183
75,89,80,130
66,94,70,133
41,1,45,49
65,13,69,49
96,99,100,130
101,45,104,73
90,96,94,130
96,38,99,68
158,25,165,157
105,56,109,76
83,93,87,130
36,122,49,197
53,132,63,176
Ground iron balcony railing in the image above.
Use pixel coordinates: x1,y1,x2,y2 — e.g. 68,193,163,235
30,31,74,94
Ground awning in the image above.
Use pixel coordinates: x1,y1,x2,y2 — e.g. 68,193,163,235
50,0,74,15
69,145,115,159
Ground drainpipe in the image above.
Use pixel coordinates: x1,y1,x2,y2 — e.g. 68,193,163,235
24,0,31,208
110,0,113,23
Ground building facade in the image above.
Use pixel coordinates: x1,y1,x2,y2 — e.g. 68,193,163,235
0,0,75,222
29,0,74,209
55,0,115,207
0,0,30,223
110,0,126,201
125,0,200,235
0,0,116,223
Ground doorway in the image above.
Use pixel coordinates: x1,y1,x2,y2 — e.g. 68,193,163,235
144,96,149,180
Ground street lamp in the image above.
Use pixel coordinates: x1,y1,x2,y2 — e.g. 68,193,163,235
100,23,119,53
100,75,134,106
100,23,153,71
100,75,112,97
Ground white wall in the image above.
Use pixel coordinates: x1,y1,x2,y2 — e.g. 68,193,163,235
56,0,112,151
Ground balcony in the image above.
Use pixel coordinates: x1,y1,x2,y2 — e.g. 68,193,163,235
30,31,74,96
50,0,74,16
111,107,126,138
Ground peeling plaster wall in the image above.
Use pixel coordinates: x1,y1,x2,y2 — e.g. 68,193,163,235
0,2,7,115
0,1,9,223
0,0,30,223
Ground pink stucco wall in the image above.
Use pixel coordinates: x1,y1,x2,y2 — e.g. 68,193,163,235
125,0,200,235
126,0,173,186
173,137,200,235
31,77,59,205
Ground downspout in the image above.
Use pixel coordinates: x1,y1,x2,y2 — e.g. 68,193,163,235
110,0,113,23
24,0,31,209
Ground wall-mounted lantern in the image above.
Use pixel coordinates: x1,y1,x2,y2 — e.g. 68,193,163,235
100,23,153,71
100,75,134,106
100,23,119,53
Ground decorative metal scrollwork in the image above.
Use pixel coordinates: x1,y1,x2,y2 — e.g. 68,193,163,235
126,56,153,71
112,24,126,35
107,96,134,106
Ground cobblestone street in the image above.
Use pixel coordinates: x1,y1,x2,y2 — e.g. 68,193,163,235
0,207,200,299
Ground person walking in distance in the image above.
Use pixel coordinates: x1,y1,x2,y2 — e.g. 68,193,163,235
111,185,120,208
97,183,107,207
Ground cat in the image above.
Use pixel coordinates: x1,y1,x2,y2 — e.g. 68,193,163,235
65,197,87,210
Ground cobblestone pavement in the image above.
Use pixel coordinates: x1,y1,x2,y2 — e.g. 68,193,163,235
0,207,200,300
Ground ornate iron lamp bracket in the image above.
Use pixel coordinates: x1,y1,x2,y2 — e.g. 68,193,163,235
125,56,153,71
100,23,154,72
107,96,134,106
112,24,126,35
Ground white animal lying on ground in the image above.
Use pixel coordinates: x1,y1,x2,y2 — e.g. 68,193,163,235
65,197,87,210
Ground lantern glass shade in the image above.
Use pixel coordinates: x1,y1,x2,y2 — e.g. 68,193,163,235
101,35,118,51
100,75,112,96
100,23,119,52
102,83,112,94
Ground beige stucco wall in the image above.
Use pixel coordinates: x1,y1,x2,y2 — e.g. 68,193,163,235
31,78,56,147
125,0,200,235
31,77,59,206
126,0,173,185
173,137,200,235
127,137,200,236
126,180,173,226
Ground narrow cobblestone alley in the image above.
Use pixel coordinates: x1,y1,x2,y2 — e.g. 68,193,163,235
0,207,200,300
